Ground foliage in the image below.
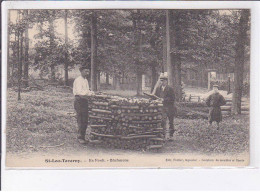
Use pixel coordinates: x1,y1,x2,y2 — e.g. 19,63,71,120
31,10,76,80
8,9,250,92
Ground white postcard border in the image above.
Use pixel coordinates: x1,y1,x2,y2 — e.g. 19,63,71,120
1,1,260,190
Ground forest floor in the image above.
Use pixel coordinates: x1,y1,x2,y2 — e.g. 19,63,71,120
5,86,249,158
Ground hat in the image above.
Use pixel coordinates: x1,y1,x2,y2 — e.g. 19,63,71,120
159,72,168,80
79,65,89,72
213,84,219,88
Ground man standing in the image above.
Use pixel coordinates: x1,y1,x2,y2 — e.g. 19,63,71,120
154,74,176,139
73,66,94,144
206,85,226,130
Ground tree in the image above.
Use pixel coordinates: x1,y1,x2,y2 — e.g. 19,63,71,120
142,10,165,92
70,10,91,68
166,10,182,101
17,11,23,100
232,10,250,114
7,10,11,82
91,11,98,91
132,10,143,96
166,10,173,89
64,9,69,86
48,10,56,81
23,10,29,87
31,10,69,81
130,10,163,95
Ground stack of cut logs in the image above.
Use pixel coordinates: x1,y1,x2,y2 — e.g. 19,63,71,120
88,93,165,150
221,99,250,116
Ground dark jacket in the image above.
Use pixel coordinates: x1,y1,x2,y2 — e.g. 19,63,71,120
155,85,175,108
206,92,226,122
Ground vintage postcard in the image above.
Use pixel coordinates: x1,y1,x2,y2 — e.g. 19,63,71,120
2,2,252,168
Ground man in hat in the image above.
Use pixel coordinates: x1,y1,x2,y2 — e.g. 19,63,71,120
205,85,226,130
73,66,94,144
154,74,176,138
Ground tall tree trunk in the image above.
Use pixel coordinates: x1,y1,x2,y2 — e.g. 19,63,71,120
12,32,17,79
106,73,109,85
166,10,174,88
232,10,250,114
49,10,55,81
162,22,167,73
113,74,120,90
97,70,100,91
149,23,161,93
91,12,98,91
20,30,24,84
136,72,142,96
17,30,21,100
135,10,143,96
7,11,11,84
151,64,158,93
64,10,69,86
81,13,91,68
23,10,29,87
172,54,182,101
168,10,182,101
112,74,116,90
17,30,20,100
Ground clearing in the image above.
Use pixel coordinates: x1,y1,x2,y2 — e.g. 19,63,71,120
5,86,249,157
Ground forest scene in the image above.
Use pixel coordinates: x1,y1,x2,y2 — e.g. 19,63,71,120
6,9,250,159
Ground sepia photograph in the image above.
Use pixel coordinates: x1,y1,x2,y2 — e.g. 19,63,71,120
3,7,250,167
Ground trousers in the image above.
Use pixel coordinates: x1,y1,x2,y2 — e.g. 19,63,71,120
74,96,89,140
161,106,175,135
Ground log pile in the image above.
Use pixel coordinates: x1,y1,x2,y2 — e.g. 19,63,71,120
88,93,165,150
221,99,249,115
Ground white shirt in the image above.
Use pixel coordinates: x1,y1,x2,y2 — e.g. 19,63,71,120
161,85,166,91
73,76,92,96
